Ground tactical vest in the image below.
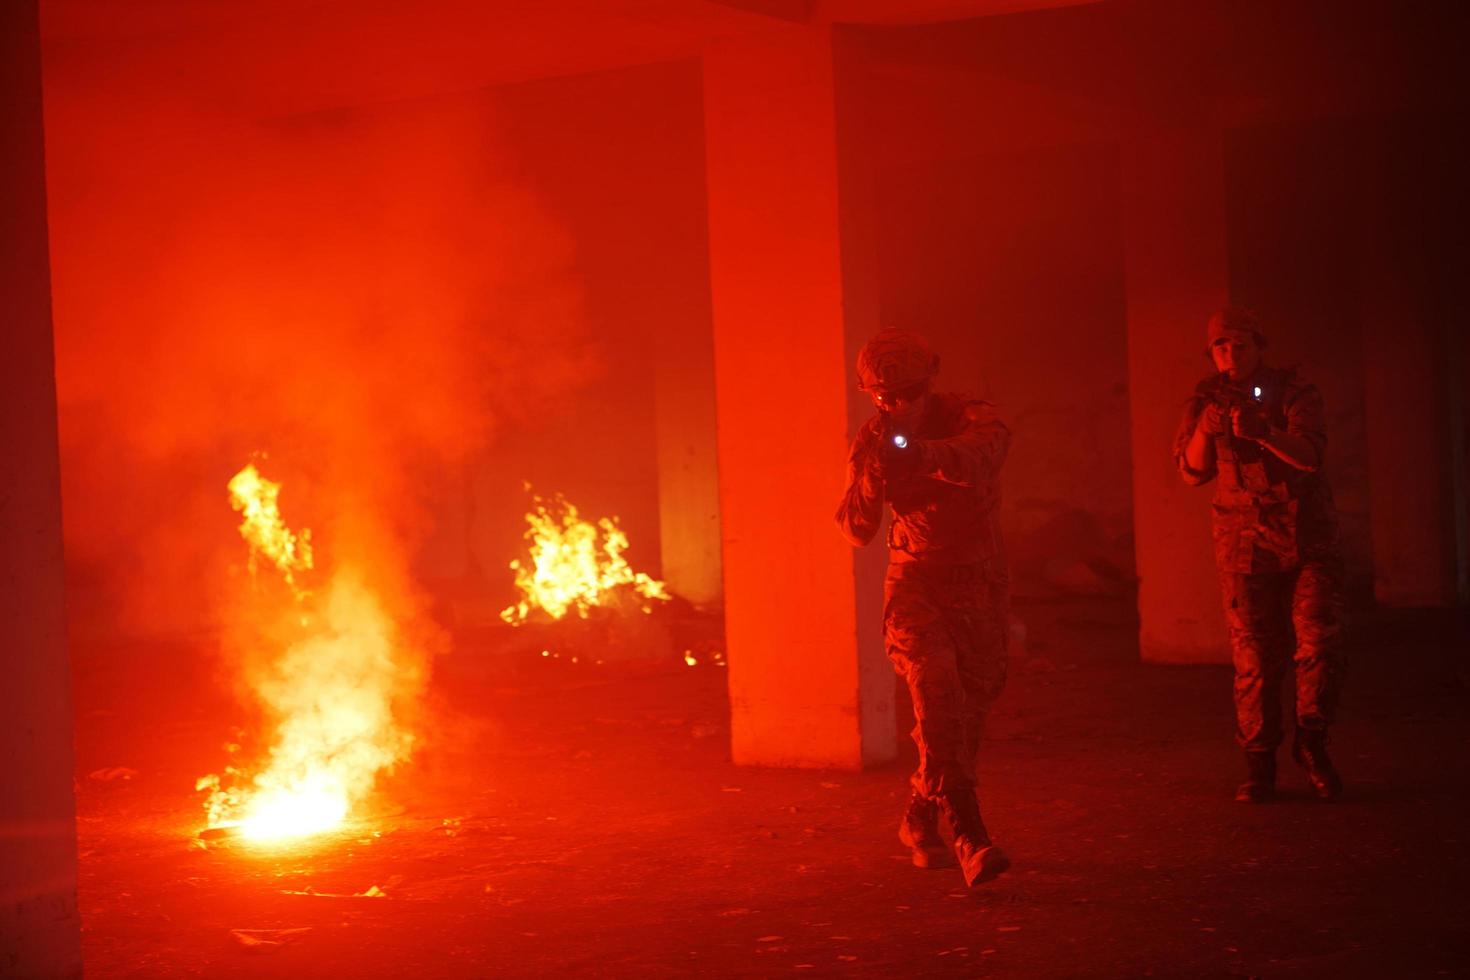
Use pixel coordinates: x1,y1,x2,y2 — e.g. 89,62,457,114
1210,368,1294,498
1202,367,1334,573
885,393,1006,566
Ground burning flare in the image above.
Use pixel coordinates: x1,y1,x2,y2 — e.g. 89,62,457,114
199,463,417,845
501,490,669,625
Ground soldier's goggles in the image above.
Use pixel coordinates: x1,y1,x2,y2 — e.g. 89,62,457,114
868,381,929,408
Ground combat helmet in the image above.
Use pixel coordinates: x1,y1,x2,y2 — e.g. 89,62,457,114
857,327,939,393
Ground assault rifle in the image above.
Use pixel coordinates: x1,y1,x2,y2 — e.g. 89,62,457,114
877,413,919,484
1210,374,1272,440
880,412,913,452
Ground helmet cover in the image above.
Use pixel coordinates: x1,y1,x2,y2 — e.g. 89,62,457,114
1207,306,1265,346
857,328,937,391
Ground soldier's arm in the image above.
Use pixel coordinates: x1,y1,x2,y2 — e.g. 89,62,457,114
919,403,1010,488
1256,384,1325,472
835,424,885,547
1176,394,1218,485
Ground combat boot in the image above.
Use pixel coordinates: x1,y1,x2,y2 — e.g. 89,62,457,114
1234,750,1276,803
1292,728,1343,801
937,788,1010,888
897,792,955,869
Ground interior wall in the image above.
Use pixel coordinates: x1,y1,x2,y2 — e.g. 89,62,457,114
875,143,1133,597
418,59,716,621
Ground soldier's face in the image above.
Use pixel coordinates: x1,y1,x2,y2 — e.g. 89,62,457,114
871,381,929,427
1211,332,1261,380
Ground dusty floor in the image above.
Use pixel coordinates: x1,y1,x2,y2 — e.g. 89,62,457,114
72,598,1468,978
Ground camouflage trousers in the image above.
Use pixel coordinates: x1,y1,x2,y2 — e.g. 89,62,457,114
884,558,1009,798
1220,561,1346,752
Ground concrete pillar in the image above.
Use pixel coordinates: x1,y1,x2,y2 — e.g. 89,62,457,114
1122,130,1231,664
1455,324,1470,606
1359,234,1458,607
703,25,894,767
0,1,85,976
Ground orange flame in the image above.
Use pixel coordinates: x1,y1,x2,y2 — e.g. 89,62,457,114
199,463,417,845
228,462,313,600
501,491,669,625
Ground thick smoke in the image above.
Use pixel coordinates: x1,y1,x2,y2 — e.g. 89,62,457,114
47,82,597,641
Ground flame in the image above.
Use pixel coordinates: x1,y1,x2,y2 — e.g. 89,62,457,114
501,490,669,625
200,463,417,845
228,462,313,600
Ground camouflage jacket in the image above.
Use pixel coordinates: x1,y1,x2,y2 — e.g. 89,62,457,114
1173,366,1339,573
836,393,1009,565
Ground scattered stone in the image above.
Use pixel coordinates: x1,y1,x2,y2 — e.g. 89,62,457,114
231,927,310,952
88,767,138,781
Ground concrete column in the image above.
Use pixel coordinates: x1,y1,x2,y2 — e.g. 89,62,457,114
1455,325,1470,606
703,25,894,767
1122,130,1231,664
0,1,85,976
1359,237,1457,607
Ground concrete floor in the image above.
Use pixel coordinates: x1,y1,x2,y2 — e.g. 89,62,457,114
71,598,1469,978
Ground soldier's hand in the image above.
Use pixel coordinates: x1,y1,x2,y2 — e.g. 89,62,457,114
861,446,886,490
1197,402,1228,437
1231,406,1269,441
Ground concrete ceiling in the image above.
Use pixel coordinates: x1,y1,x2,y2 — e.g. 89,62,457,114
41,0,1100,116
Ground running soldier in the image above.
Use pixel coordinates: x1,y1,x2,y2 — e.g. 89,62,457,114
1175,307,1347,802
836,328,1011,887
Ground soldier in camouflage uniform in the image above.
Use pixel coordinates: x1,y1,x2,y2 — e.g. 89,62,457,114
1174,307,1346,802
836,328,1012,887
